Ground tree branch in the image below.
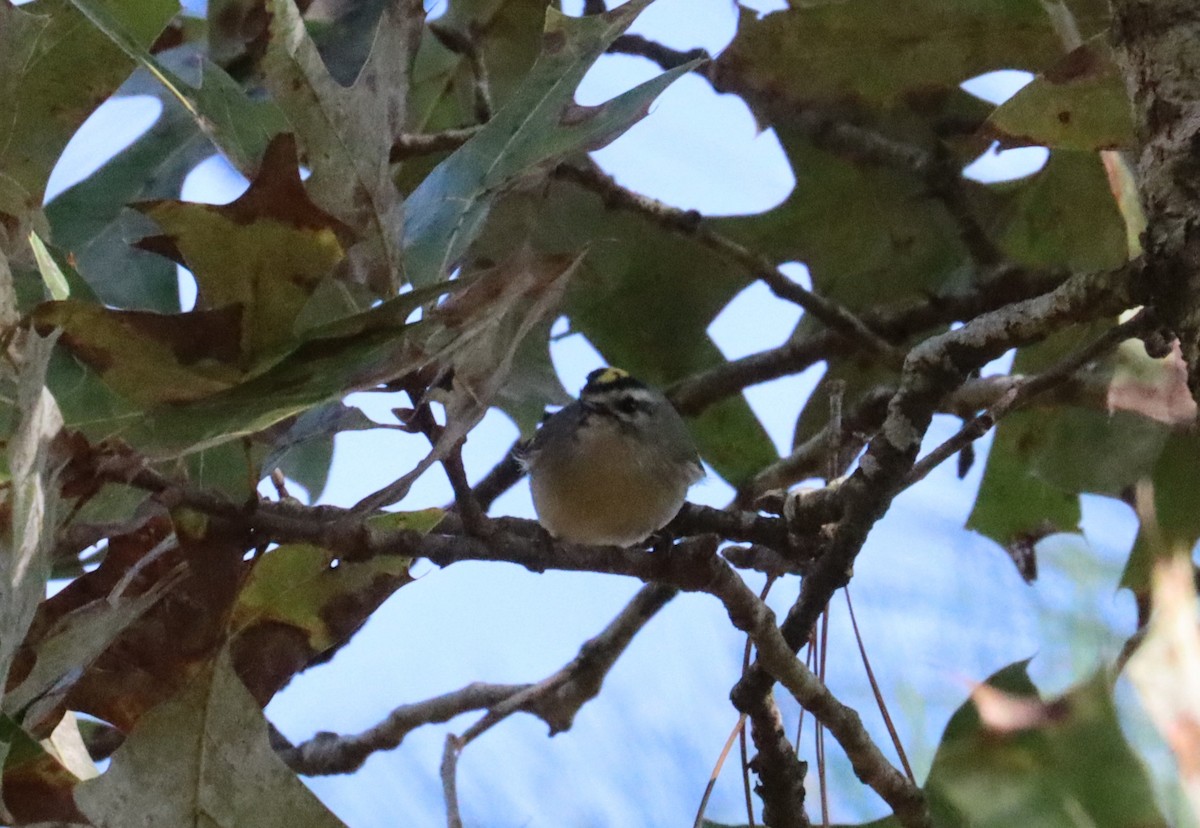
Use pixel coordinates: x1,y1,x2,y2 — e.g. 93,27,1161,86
902,311,1153,489
552,162,899,357
279,583,677,776
278,683,525,775
429,22,494,123
390,126,483,161
470,440,525,513
1110,0,1200,396
91,449,919,825
732,265,1137,746
747,691,810,828
609,33,710,71
667,264,1069,418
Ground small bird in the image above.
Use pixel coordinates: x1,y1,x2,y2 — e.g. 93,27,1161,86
523,367,704,546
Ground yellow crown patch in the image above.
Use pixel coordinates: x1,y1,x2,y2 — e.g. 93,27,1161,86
589,367,629,386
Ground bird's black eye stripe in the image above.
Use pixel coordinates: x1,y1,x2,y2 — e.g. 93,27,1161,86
616,396,640,415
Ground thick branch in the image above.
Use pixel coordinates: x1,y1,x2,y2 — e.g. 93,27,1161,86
747,691,810,828
95,451,917,825
1111,1,1200,395
732,265,1136,794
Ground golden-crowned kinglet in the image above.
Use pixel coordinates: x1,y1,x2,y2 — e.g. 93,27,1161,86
523,367,703,546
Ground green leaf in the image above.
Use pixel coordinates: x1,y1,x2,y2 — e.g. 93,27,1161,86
927,664,1168,828
231,536,418,653
1028,408,1166,496
406,0,549,133
306,0,393,86
113,314,438,454
716,131,972,313
711,0,1106,116
27,231,69,300
1121,432,1200,594
37,276,463,455
138,133,355,358
968,326,1169,552
262,402,377,502
403,0,698,287
185,440,267,500
74,649,348,828
229,509,441,699
987,150,1129,271
987,41,1135,151
45,65,214,312
68,0,288,174
967,408,1082,550
43,344,140,442
366,508,446,534
0,0,177,205
396,0,550,195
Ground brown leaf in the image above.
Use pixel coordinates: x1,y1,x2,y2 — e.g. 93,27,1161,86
1107,340,1197,426
33,302,245,406
971,682,1070,734
26,515,247,731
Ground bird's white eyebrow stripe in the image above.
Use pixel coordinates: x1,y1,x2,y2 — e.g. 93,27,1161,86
587,387,658,406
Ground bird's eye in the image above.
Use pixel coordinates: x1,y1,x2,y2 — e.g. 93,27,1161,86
616,397,640,415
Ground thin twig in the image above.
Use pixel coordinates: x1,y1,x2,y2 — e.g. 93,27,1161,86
279,683,526,775
390,126,483,161
441,734,464,828
694,713,749,828
443,441,488,533
282,585,676,776
817,606,830,827
552,162,899,357
668,265,1069,418
740,713,756,828
739,578,776,828
709,234,902,360
436,584,677,819
610,33,710,71
845,588,914,783
901,309,1152,489
399,399,489,532
429,22,494,123
738,388,892,508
